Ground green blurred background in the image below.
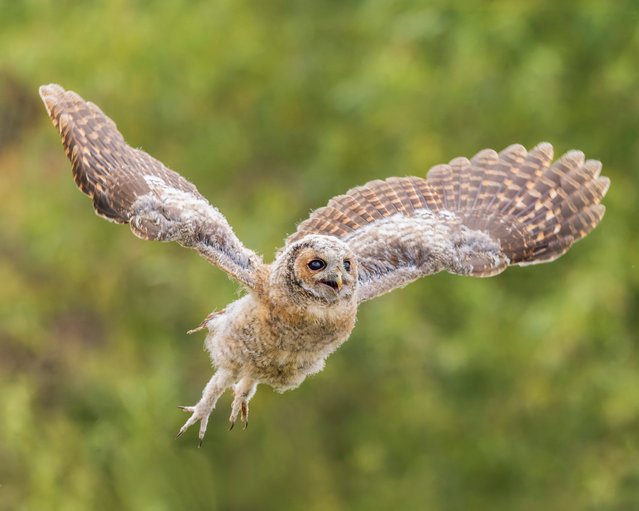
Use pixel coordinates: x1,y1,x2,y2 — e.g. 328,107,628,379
1,1,638,510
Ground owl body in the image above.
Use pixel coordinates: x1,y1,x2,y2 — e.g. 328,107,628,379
205,235,358,393
39,84,610,443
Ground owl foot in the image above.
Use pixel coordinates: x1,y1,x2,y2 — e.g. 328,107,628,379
177,405,211,447
228,377,258,431
176,370,233,446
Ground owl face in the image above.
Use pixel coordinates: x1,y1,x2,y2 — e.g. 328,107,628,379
276,235,357,304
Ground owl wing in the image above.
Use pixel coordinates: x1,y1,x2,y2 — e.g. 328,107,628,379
286,143,609,302
40,84,263,290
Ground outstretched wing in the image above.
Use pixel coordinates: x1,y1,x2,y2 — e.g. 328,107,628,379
40,84,263,290
286,143,609,302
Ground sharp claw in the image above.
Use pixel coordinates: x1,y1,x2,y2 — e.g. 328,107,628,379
176,422,190,439
240,401,249,429
176,407,206,441
229,421,235,431
199,415,210,441
198,438,203,448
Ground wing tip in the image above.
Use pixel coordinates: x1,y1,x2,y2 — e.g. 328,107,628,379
533,141,554,154
38,83,66,114
597,176,611,199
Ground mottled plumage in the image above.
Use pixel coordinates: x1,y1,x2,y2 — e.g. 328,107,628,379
39,84,609,443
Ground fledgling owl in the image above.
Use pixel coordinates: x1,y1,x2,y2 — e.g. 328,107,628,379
39,84,609,444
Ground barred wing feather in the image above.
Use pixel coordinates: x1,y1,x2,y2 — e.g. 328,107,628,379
287,143,609,302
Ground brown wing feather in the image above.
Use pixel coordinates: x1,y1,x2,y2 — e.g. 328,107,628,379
40,84,263,289
286,143,609,302
40,84,201,223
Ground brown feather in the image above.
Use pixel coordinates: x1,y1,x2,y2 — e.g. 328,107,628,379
40,84,263,290
40,84,201,224
287,142,609,299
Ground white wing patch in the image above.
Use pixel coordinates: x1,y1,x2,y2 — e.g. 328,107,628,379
140,174,213,227
346,211,509,302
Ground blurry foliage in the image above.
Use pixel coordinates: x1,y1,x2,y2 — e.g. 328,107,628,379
1,1,638,510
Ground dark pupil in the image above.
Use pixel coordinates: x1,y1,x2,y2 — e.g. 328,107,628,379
344,260,351,272
308,259,325,271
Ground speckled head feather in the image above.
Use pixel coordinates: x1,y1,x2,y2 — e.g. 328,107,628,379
271,234,357,305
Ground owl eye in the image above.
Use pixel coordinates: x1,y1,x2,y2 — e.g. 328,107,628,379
343,260,351,272
307,259,326,271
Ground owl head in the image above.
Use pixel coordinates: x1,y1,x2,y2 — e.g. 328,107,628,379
272,235,357,304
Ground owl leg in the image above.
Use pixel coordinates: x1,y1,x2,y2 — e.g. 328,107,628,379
177,369,234,446
229,377,258,430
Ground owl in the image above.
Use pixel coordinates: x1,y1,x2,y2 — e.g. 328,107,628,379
40,84,609,445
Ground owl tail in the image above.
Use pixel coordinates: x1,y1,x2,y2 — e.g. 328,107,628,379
426,142,610,276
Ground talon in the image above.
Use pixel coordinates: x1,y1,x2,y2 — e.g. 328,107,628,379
176,423,190,439
199,415,210,441
241,401,249,430
229,378,256,431
175,370,234,444
176,404,212,443
229,421,235,431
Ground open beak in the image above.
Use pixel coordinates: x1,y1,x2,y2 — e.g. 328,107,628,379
320,272,343,293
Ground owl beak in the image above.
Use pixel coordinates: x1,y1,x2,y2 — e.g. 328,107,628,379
319,272,343,293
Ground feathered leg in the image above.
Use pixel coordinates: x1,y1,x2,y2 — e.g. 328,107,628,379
229,377,258,430
177,369,234,445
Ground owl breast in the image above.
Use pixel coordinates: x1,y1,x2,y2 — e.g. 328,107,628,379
204,293,357,392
